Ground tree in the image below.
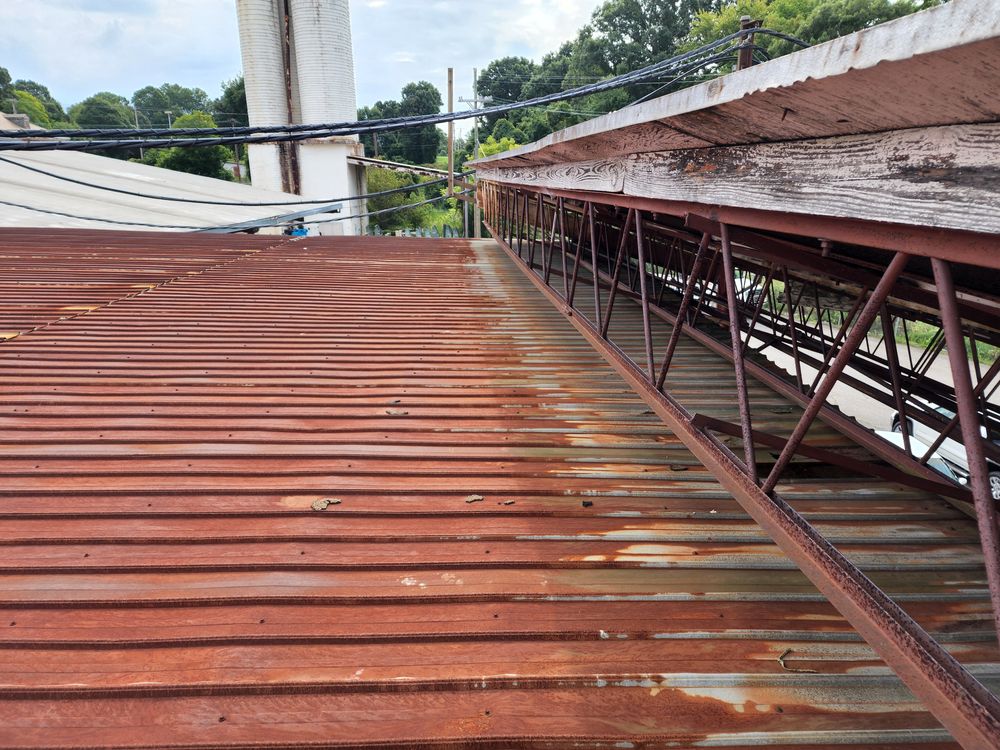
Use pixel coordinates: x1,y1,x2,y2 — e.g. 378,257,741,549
212,76,248,126
13,79,65,121
0,66,12,108
13,90,51,126
478,135,519,158
131,83,210,126
365,168,441,232
491,118,526,143
792,0,939,50
359,81,443,165
69,92,133,128
150,111,232,180
683,0,940,64
521,43,576,100
476,56,537,128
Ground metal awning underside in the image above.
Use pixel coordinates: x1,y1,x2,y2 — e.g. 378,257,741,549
0,230,996,747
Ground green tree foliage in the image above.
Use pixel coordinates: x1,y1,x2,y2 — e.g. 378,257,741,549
13,79,66,121
13,90,51,126
146,111,232,180
589,0,713,73
0,66,12,105
211,76,248,126
478,135,519,158
491,118,527,143
476,56,537,129
359,81,444,165
131,83,210,126
365,167,452,232
682,0,940,64
69,92,133,128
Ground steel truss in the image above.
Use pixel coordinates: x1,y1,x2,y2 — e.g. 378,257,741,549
480,179,1000,749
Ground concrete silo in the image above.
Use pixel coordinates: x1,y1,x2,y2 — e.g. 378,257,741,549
235,0,366,234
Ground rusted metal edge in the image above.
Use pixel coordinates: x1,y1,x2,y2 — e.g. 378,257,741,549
486,220,1000,750
492,185,1000,271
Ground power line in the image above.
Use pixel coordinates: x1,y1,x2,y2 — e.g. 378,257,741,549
0,31,806,152
301,189,473,227
0,185,469,232
0,154,470,207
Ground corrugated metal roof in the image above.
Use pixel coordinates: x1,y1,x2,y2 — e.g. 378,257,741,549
0,230,995,747
0,150,328,231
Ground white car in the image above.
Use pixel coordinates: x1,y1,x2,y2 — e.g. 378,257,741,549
875,430,965,486
890,406,1000,500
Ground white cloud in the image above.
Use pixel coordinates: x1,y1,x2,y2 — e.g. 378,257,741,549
2,0,605,119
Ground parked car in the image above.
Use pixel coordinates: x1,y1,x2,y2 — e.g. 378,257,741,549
890,404,1000,499
875,430,964,486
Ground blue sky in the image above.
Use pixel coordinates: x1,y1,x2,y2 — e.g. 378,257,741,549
3,0,604,129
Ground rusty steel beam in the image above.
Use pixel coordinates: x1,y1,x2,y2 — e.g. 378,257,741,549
933,258,1000,640
566,224,980,508
761,253,911,494
487,218,1000,749
691,413,972,504
487,183,1000,271
720,224,758,482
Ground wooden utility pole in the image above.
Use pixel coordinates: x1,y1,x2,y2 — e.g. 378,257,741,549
447,67,454,199
459,69,490,238
737,16,760,70
472,68,482,238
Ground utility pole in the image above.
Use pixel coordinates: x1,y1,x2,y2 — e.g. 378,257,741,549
737,16,761,71
229,119,243,182
447,67,454,199
164,110,173,127
458,69,492,239
133,105,144,160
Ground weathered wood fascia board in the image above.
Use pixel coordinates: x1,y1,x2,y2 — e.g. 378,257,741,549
478,122,1000,236
471,0,1000,170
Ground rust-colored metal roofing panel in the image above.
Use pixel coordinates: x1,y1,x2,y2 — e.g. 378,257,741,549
0,231,995,747
0,228,285,339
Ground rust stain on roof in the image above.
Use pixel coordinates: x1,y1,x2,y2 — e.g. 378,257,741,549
0,229,994,747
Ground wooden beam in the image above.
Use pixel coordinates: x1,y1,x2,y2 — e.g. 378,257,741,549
477,122,1000,236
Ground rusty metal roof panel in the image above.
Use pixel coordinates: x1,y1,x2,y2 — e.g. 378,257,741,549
0,230,995,747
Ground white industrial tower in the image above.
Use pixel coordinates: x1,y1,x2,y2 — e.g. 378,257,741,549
235,0,366,235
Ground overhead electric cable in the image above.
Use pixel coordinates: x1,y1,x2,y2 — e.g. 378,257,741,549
0,186,467,232
0,154,470,206
297,189,474,227
0,30,808,152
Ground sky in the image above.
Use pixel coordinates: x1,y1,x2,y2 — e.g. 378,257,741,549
2,0,604,136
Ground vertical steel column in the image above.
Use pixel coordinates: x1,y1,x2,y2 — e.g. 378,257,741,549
588,203,603,331
720,223,758,483
634,211,656,380
568,202,589,307
881,303,912,456
557,198,570,298
933,258,1000,640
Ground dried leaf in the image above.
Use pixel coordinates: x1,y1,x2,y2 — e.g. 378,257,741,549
311,497,341,511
